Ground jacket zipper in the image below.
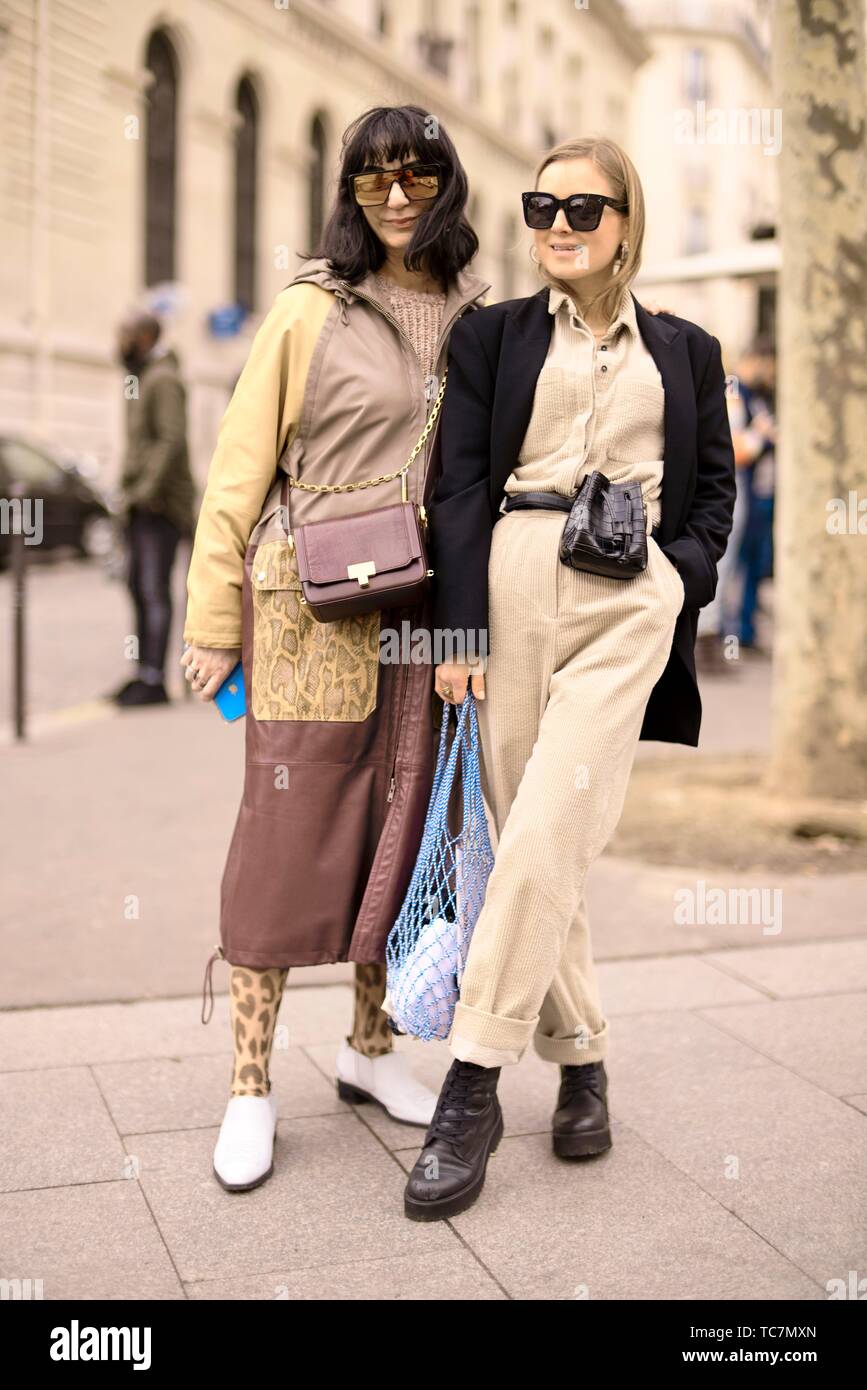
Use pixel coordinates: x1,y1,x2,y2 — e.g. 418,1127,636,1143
334,284,481,807
340,282,478,375
336,284,479,489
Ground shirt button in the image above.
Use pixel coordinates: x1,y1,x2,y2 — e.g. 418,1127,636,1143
601,345,607,351
600,365,608,372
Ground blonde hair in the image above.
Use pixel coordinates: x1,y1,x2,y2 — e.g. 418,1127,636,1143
531,135,645,325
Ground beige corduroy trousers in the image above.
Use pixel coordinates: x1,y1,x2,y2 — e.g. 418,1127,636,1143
448,507,685,1068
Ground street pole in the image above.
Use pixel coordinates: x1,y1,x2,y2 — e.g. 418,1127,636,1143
10,482,27,742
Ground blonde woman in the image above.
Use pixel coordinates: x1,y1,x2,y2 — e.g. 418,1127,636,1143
182,106,490,1191
404,137,736,1221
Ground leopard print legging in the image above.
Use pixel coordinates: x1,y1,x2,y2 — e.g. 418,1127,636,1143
229,961,393,1097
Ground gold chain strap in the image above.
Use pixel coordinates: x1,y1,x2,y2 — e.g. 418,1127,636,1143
286,366,449,494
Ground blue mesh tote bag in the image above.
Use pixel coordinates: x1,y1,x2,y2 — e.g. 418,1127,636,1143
384,690,495,1041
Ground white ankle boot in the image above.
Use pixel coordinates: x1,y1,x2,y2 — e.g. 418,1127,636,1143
213,1092,278,1191
335,1040,438,1126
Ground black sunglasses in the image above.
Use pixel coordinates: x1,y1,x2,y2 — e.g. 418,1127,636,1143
348,162,442,206
522,191,628,232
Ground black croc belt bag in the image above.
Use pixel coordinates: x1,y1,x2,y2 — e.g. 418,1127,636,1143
502,470,649,578
559,469,648,578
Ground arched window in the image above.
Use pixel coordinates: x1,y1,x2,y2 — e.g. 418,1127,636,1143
144,30,179,287
234,76,259,313
308,113,328,251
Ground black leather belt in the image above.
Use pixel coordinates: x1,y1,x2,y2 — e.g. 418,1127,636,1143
501,490,573,514
500,490,661,541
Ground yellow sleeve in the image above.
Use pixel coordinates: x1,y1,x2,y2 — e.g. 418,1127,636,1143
182,282,333,647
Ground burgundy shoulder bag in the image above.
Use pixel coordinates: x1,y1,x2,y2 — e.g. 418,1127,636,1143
278,367,448,623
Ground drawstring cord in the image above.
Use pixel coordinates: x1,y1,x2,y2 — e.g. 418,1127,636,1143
333,286,350,327
201,944,225,1025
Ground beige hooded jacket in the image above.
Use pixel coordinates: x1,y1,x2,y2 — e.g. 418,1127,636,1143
184,256,490,648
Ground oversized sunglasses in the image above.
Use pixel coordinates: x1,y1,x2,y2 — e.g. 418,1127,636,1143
349,163,441,206
522,191,628,232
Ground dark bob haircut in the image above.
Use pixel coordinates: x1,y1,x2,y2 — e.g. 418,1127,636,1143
304,105,479,289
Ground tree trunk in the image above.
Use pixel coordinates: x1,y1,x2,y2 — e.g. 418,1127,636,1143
767,0,867,800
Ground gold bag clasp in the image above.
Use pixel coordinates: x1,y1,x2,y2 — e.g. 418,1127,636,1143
347,560,377,588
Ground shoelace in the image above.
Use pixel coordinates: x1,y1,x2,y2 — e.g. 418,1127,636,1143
560,1063,604,1100
426,1066,493,1147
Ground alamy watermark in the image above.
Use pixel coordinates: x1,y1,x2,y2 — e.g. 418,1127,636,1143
379,622,489,669
674,879,783,935
0,496,43,545
674,102,782,156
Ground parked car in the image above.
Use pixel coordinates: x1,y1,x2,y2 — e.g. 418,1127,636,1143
0,436,123,571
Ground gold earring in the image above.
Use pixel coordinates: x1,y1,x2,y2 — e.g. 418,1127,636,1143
530,245,540,264
613,239,629,275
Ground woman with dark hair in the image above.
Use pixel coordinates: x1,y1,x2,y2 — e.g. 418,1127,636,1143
181,105,490,1191
403,136,736,1221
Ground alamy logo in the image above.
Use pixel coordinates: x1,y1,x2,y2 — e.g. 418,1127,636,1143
0,496,43,545
674,880,782,935
49,1320,151,1369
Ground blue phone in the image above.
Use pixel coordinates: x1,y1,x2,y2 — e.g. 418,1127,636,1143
214,660,246,721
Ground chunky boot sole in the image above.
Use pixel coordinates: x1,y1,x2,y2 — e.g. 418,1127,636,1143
336,1078,429,1128
552,1125,612,1159
212,1160,274,1193
403,1112,504,1222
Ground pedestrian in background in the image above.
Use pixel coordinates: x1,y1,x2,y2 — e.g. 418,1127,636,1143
734,340,776,653
109,310,195,707
694,335,776,672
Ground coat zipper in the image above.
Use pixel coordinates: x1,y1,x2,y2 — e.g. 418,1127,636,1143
336,283,479,488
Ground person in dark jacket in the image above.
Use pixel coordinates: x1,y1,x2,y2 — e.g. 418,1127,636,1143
110,311,196,706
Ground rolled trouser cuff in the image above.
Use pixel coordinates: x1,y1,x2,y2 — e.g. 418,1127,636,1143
450,1033,522,1067
533,1017,609,1066
449,1000,536,1066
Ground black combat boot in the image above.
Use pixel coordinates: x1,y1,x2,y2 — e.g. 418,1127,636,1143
551,1059,612,1158
403,1059,503,1221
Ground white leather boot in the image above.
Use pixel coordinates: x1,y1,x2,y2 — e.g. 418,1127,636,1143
213,1092,278,1191
335,1040,438,1126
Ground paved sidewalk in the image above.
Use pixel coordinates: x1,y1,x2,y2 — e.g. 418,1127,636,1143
2,653,866,1299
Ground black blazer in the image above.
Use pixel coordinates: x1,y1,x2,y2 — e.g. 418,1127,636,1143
427,288,737,746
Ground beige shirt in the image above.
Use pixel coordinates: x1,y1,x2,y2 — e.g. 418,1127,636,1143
503,283,666,531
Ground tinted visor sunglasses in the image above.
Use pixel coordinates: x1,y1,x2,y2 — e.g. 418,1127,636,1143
349,163,441,206
522,191,628,232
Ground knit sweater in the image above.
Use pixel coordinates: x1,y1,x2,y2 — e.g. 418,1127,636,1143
370,271,446,384
506,283,666,532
